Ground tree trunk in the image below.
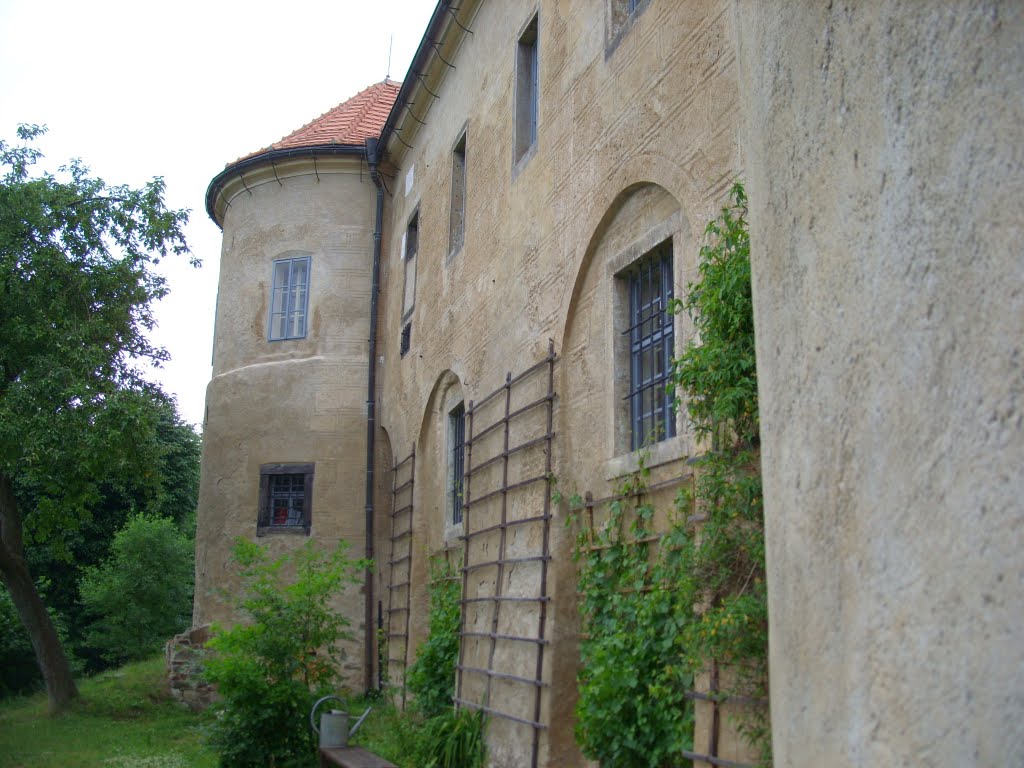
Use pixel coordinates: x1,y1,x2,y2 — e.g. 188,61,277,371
0,474,79,713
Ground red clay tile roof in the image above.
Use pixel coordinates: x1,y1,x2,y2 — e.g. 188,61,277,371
233,79,401,164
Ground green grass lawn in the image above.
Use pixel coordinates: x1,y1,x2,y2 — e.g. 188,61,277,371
0,656,216,768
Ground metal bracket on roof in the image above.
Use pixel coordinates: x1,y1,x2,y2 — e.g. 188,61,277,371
405,108,427,127
429,40,455,69
239,172,253,197
313,155,320,183
414,72,440,100
446,5,472,34
392,127,414,151
270,158,283,187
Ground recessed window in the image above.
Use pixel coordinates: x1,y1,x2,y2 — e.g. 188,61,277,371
402,211,418,320
622,242,675,450
268,256,310,340
448,402,466,526
449,132,467,257
400,322,412,358
514,15,539,164
258,463,314,534
608,0,645,47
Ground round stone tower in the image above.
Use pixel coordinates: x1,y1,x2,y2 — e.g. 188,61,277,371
195,81,399,687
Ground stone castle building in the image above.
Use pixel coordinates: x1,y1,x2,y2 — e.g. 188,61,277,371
195,1,1023,766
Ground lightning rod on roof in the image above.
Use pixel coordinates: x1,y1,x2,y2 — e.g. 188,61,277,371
386,34,393,81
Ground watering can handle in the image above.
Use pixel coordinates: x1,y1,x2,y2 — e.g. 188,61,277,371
309,694,346,735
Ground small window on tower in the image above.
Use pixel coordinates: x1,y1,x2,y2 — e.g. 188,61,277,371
258,463,314,534
268,256,310,341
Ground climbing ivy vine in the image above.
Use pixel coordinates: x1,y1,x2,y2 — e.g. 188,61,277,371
569,182,769,767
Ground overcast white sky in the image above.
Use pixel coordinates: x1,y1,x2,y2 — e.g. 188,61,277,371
0,0,436,427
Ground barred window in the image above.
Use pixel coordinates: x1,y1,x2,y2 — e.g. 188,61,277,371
268,256,310,340
448,402,466,525
623,242,675,450
258,463,313,534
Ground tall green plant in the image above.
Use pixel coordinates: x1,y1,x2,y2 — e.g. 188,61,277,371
406,556,461,718
204,539,367,768
570,182,769,766
670,181,769,763
569,470,695,767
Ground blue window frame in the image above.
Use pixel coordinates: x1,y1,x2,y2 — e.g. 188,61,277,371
269,256,310,340
624,242,676,450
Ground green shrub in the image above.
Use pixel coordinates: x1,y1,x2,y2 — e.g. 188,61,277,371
405,556,460,718
352,699,486,768
419,707,487,768
204,538,366,767
79,513,194,666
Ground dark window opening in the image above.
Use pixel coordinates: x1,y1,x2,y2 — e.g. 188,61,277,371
400,322,412,358
258,463,314,534
449,402,466,525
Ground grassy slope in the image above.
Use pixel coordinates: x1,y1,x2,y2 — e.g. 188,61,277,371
0,656,215,768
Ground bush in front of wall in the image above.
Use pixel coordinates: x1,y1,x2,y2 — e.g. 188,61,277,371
405,556,461,719
204,538,367,768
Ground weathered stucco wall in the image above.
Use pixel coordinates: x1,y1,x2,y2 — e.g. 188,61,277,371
195,157,380,688
376,1,743,765
735,2,1024,764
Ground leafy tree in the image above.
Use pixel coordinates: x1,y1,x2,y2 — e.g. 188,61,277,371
0,124,192,712
24,395,201,675
205,539,367,767
79,513,194,666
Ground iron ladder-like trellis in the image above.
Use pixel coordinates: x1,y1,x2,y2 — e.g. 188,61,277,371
454,341,557,768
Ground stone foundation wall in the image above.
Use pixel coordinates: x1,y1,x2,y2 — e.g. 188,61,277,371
166,624,216,711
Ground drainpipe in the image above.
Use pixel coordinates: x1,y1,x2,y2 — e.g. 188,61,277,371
363,137,384,694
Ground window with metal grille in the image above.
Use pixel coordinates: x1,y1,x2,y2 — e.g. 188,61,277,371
623,242,675,450
268,256,310,340
449,402,466,525
258,463,313,534
514,14,539,164
400,322,411,357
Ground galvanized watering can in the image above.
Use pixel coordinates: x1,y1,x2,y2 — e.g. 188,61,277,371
309,695,372,748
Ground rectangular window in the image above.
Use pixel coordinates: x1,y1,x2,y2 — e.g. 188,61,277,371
448,403,466,525
400,322,412,358
258,463,314,533
449,132,467,257
624,243,675,450
514,15,539,163
402,212,418,320
609,0,644,46
268,256,310,340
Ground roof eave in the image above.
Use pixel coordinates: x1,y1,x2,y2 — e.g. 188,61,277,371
376,0,453,162
205,143,368,228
